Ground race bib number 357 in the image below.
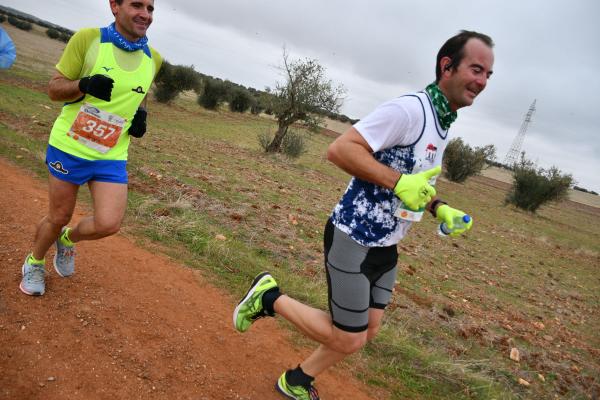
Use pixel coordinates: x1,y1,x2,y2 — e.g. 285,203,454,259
68,103,125,154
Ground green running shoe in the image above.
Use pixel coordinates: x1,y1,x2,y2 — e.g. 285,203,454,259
275,371,320,400
233,272,278,332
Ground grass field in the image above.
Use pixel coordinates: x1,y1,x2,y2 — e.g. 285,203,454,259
1,22,599,399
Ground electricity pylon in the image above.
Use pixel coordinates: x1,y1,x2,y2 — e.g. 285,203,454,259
504,99,536,166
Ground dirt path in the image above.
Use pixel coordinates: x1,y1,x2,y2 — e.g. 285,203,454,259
0,157,380,400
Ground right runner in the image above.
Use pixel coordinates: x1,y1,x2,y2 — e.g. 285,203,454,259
234,30,495,399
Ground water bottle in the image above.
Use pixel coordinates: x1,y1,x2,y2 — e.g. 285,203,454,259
437,215,471,236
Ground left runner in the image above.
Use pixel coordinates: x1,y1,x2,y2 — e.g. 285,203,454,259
19,0,162,296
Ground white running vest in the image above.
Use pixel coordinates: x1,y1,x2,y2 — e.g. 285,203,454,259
331,91,450,247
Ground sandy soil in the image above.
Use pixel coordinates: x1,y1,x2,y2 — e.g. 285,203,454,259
0,157,380,400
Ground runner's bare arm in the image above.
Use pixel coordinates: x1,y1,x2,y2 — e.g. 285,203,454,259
327,126,401,190
48,70,85,102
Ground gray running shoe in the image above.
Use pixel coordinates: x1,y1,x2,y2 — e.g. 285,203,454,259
54,228,75,277
20,256,46,296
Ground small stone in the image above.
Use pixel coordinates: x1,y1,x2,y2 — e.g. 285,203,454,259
571,365,580,373
47,376,56,382
537,374,545,382
532,321,545,330
518,378,530,386
510,347,520,362
215,234,226,241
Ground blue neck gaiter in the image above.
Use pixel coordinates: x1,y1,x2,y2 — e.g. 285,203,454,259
105,22,148,52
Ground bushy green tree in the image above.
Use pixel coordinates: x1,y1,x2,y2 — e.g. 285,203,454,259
506,154,573,212
265,49,345,153
46,28,60,39
198,79,227,110
154,61,200,103
8,16,32,31
250,102,264,115
0,14,6,23
59,32,72,43
443,138,496,183
250,91,273,115
228,88,252,113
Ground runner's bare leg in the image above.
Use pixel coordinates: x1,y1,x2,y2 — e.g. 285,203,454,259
32,174,78,259
275,297,385,377
68,181,127,242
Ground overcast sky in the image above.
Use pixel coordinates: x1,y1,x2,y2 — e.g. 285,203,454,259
3,0,599,192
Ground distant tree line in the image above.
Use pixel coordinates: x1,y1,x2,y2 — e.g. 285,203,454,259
153,60,355,124
7,15,32,31
45,28,73,43
572,186,598,196
0,6,73,41
486,159,512,170
0,5,73,35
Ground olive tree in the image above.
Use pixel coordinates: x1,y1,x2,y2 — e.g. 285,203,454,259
265,50,345,153
154,61,200,103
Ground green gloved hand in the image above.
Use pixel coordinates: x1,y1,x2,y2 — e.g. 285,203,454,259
436,204,473,237
393,166,441,211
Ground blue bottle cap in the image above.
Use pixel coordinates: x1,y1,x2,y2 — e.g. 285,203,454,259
462,215,471,223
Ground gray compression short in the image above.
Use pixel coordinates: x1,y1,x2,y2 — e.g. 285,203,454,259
324,219,398,332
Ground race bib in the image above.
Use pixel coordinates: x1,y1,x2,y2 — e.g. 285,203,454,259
394,202,425,222
393,175,437,222
68,103,125,154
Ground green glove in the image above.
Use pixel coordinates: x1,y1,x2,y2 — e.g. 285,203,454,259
393,166,441,211
436,204,473,237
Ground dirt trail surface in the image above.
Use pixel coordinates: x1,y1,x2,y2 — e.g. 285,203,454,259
0,157,379,400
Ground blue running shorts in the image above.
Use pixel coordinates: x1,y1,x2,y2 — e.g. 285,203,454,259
45,145,128,185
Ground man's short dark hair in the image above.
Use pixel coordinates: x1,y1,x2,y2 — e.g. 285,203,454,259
435,30,494,83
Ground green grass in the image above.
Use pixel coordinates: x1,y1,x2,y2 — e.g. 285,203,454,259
1,41,599,400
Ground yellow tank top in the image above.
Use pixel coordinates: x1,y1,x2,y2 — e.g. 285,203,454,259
49,33,155,160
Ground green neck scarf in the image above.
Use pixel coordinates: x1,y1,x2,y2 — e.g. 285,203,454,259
425,83,457,130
